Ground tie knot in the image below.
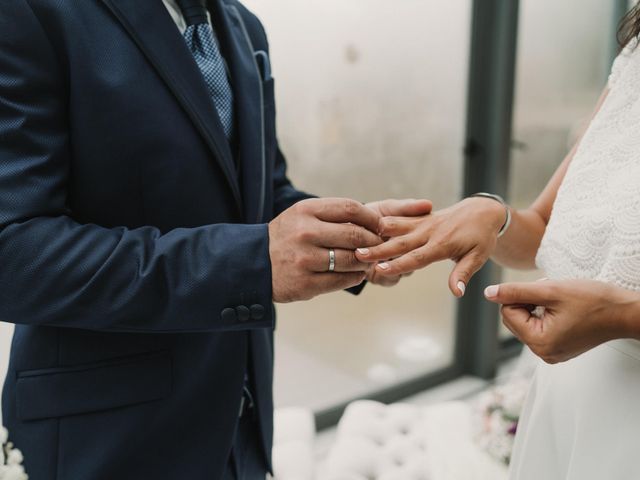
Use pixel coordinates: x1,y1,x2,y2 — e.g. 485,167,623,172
176,0,209,26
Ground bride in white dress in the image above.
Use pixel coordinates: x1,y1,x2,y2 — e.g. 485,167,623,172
355,7,640,479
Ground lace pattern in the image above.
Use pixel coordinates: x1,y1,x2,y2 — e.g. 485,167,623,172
536,39,640,291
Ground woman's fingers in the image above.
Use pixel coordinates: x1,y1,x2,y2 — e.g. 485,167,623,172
484,282,556,306
500,305,533,341
355,232,425,263
448,249,489,297
372,244,448,276
357,216,434,262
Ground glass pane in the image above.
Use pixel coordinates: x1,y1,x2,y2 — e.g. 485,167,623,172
502,0,617,339
242,0,472,410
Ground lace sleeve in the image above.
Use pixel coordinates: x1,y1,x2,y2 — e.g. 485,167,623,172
609,38,638,90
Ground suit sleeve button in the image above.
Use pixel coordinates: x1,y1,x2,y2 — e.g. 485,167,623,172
236,305,251,322
250,304,265,320
221,308,237,323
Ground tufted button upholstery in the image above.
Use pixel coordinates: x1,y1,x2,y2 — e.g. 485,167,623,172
270,401,510,480
322,400,508,480
324,401,430,480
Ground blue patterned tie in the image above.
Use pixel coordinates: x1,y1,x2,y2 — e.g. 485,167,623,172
176,0,235,139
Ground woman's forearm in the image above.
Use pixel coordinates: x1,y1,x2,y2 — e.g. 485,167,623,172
491,208,547,270
490,140,579,270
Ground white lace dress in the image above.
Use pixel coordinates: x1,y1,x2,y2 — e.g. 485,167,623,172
509,40,640,480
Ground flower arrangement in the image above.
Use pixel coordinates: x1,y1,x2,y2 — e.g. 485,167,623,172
0,427,28,480
473,377,530,466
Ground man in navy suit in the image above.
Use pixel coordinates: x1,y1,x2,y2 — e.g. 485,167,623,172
0,0,431,478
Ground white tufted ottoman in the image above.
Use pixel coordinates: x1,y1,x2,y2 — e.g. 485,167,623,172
320,400,508,480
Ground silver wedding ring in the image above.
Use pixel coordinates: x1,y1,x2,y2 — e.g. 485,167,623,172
328,249,336,272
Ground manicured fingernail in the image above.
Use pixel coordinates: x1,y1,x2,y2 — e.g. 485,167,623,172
377,262,390,270
484,285,499,298
357,248,370,255
457,281,466,296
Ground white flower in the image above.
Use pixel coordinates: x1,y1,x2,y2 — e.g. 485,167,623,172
6,449,23,467
0,427,7,466
0,426,28,480
472,377,531,465
0,464,29,480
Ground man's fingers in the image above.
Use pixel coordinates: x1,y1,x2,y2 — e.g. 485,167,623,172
309,248,372,273
311,222,383,249
310,272,367,295
373,244,447,276
308,198,381,234
376,199,433,217
448,250,489,298
355,233,424,262
484,281,555,306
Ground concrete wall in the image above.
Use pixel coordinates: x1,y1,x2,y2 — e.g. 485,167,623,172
241,0,471,206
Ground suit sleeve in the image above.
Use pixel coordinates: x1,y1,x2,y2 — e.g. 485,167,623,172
0,0,274,333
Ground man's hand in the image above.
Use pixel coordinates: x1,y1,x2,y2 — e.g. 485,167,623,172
356,197,506,296
269,198,384,303
484,279,640,364
362,198,432,287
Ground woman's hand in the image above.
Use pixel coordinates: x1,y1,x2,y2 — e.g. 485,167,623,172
362,198,432,287
356,197,507,296
485,279,640,364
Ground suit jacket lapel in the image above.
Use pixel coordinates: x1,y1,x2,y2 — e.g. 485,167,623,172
213,1,266,224
100,0,243,211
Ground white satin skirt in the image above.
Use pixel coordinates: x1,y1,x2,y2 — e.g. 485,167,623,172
509,340,640,480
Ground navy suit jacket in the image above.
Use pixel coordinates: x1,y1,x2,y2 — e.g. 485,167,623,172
0,0,314,478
